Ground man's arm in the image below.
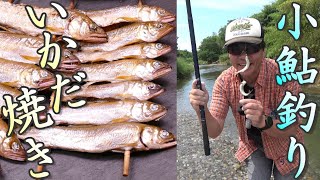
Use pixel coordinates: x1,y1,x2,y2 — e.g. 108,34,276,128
189,79,227,139
195,106,223,139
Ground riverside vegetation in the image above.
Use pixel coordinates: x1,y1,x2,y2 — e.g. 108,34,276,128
178,0,320,86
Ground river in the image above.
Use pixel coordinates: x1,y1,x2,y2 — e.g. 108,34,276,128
177,64,320,178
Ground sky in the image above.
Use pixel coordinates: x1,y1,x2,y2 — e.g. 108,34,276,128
177,0,275,51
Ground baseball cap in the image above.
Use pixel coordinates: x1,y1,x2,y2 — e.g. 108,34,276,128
224,18,264,47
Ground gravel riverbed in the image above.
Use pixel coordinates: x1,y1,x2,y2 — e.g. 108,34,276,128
177,112,316,180
177,112,247,179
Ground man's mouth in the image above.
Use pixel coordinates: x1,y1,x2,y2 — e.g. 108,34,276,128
238,63,251,66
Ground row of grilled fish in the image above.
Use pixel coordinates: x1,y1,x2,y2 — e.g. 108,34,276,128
0,118,176,161
0,1,176,162
0,1,175,42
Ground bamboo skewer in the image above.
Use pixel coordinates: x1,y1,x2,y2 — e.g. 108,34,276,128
36,165,44,180
123,150,131,176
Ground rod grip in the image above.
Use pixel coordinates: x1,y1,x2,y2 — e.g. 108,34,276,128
200,105,210,156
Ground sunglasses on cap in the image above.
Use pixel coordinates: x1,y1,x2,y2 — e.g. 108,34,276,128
227,43,262,55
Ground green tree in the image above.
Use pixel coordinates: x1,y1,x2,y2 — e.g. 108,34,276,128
198,35,223,64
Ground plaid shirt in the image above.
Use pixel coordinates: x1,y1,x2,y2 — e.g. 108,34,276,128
209,58,304,175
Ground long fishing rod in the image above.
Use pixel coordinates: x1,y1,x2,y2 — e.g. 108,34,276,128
185,0,210,156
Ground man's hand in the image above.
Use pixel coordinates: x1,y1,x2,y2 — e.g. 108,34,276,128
189,79,209,112
239,99,265,128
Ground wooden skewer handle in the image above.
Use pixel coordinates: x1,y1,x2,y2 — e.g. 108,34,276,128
36,165,44,180
123,150,131,176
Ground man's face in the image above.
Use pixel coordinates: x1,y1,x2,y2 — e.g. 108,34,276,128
227,42,265,83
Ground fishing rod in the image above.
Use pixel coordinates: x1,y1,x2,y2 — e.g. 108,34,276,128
185,0,210,156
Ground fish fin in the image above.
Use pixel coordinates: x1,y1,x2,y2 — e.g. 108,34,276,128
111,150,125,153
50,91,55,107
116,76,134,80
67,124,97,128
111,118,129,123
46,26,62,33
20,55,39,63
82,81,95,89
0,25,24,34
2,81,19,88
119,17,138,22
123,55,138,59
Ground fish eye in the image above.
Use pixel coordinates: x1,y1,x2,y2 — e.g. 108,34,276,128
158,9,166,15
155,43,163,49
153,61,162,68
156,23,163,29
150,104,159,111
90,24,97,31
11,142,20,152
40,70,48,77
148,84,156,90
160,130,169,138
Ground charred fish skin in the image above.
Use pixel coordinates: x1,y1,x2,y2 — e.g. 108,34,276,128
78,59,172,83
85,4,175,27
60,81,164,101
0,118,26,161
81,22,174,52
75,43,172,63
0,1,107,42
0,58,55,89
17,123,176,153
49,100,167,125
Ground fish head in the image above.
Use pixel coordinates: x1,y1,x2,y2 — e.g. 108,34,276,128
58,50,80,73
131,101,166,122
0,133,26,161
66,11,107,43
141,101,167,121
139,22,174,42
140,6,176,23
131,81,164,100
148,60,172,80
21,68,55,90
140,126,176,150
135,60,172,81
142,43,172,59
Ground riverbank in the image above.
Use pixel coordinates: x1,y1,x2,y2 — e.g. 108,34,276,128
177,112,317,179
177,113,247,179
177,64,319,179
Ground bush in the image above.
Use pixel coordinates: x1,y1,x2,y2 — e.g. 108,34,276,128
218,53,230,65
177,57,193,80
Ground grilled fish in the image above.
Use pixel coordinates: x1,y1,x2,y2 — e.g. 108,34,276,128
76,59,171,83
0,32,80,72
81,22,174,52
85,4,175,27
0,58,55,89
0,1,107,42
75,43,171,63
0,84,20,114
0,117,26,161
46,100,167,125
17,122,176,153
58,81,164,101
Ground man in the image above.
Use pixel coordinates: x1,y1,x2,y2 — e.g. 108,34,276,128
189,18,303,179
